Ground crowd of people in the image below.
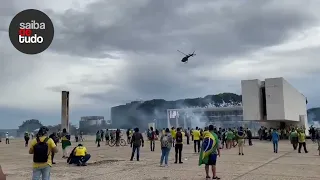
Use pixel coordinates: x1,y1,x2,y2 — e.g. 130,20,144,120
0,124,320,180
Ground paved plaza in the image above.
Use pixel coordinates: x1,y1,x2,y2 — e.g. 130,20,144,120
1,137,319,180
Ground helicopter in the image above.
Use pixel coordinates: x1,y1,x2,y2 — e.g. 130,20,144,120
177,50,196,63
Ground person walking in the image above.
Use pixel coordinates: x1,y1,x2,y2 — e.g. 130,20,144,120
271,129,279,153
174,128,184,164
5,133,9,144
130,128,144,161
160,128,173,167
49,132,59,164
290,128,298,150
61,128,71,158
29,126,58,180
298,129,308,153
24,132,30,147
95,131,101,147
193,127,201,153
147,127,156,151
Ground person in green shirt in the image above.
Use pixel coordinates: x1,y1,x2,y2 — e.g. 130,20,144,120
225,129,234,149
289,128,298,150
297,129,308,153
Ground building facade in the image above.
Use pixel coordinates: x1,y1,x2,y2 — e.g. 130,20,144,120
166,106,259,129
79,116,104,129
241,77,308,132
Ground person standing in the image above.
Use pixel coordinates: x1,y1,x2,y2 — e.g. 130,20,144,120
148,127,156,151
236,127,245,155
247,128,253,146
193,127,201,153
174,128,183,164
160,128,172,167
199,125,221,179
130,128,144,161
5,133,9,144
49,132,59,164
24,132,30,147
271,129,279,153
186,128,190,145
290,128,298,150
61,128,71,158
29,126,58,180
75,131,79,142
96,131,101,147
115,129,121,146
80,132,84,141
100,130,104,142
298,129,308,153
170,127,176,147
316,128,320,156
225,129,233,149
105,129,110,145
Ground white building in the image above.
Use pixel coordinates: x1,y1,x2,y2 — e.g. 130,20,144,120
79,116,104,128
241,77,308,133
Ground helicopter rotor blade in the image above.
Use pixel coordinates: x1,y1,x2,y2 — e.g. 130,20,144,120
177,50,187,56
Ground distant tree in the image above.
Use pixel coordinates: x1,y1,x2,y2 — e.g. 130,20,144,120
17,119,43,135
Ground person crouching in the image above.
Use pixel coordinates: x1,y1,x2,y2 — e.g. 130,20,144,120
68,144,91,166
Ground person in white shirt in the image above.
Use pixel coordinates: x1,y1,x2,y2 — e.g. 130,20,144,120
5,133,9,144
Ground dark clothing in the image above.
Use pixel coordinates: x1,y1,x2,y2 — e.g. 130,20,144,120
298,142,308,153
115,130,120,139
24,136,30,147
150,140,155,151
67,147,91,165
6,138,9,144
273,141,278,153
247,130,253,145
148,131,156,140
175,144,183,163
186,135,190,144
205,154,217,165
69,154,91,165
131,132,144,147
194,140,200,152
130,146,140,161
49,134,59,144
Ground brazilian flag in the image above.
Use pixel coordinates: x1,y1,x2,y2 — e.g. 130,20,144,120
61,134,71,149
198,131,217,166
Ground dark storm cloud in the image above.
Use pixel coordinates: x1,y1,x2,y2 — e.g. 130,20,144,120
49,0,316,59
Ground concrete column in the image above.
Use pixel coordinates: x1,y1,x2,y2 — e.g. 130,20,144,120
61,91,69,132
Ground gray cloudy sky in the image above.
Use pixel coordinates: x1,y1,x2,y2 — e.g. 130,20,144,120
1,0,320,128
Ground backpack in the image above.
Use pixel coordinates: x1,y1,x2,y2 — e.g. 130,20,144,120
161,135,169,147
147,131,154,140
176,132,182,143
33,137,49,163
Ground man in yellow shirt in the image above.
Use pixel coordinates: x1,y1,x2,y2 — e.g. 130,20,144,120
298,129,308,153
29,126,58,180
193,127,201,153
69,144,91,166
